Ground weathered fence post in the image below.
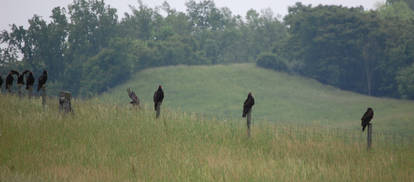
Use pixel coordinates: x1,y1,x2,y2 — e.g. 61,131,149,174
247,110,252,137
28,87,33,99
41,86,46,107
367,124,372,150
156,104,161,119
18,84,23,98
59,91,73,113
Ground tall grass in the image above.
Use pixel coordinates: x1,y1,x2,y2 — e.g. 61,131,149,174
99,64,414,136
1,95,413,181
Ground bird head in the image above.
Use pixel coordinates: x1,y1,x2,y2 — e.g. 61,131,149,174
248,92,252,96
159,85,162,89
367,107,373,111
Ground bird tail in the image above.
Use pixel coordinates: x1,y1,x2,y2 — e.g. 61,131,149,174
362,125,366,132
242,113,246,118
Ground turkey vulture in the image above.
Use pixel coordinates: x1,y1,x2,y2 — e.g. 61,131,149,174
243,92,255,117
127,88,140,106
0,75,3,89
23,70,35,90
5,71,17,92
37,70,47,92
16,71,26,85
153,85,164,111
361,108,374,132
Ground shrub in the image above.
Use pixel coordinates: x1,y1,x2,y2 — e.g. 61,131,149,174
256,52,289,72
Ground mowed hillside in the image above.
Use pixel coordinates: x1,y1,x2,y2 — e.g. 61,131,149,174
100,64,414,135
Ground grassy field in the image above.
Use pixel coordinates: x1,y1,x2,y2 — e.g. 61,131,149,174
100,64,414,136
0,95,413,181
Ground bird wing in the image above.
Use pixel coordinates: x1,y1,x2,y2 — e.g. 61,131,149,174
127,88,138,102
361,110,374,129
159,89,164,102
244,96,254,108
37,76,45,91
243,96,254,117
361,111,368,121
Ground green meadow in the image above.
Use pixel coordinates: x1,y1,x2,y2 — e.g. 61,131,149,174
0,95,413,181
101,64,414,136
1,64,414,181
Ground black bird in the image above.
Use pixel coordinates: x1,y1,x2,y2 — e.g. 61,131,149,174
23,70,35,90
0,75,3,89
153,85,164,110
361,108,374,132
6,71,17,92
37,70,47,92
243,92,255,117
127,88,140,106
16,71,25,85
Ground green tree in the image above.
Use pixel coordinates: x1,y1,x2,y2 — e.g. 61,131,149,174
284,4,368,90
396,63,414,99
121,0,161,40
387,0,414,11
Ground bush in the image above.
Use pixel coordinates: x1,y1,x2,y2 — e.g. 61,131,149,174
256,52,289,72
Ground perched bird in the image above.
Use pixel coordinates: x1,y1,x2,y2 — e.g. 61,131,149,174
361,108,374,132
0,75,3,89
16,71,25,85
5,71,16,92
37,70,47,92
153,85,164,111
23,70,35,90
243,92,255,117
127,88,140,106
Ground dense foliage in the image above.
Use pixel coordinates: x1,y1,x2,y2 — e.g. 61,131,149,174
0,0,286,97
277,1,414,98
1,0,413,99
256,52,288,72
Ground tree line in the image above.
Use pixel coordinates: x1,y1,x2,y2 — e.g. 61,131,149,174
258,0,414,99
1,0,413,99
0,0,286,97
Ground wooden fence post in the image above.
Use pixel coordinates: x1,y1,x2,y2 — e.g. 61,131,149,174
59,91,73,113
367,124,372,150
156,104,161,119
247,111,252,137
28,87,33,99
18,84,23,98
41,86,46,107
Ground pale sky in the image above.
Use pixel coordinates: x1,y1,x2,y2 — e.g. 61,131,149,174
0,0,385,32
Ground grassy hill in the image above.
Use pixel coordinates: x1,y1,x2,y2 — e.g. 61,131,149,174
1,95,413,181
100,64,414,135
